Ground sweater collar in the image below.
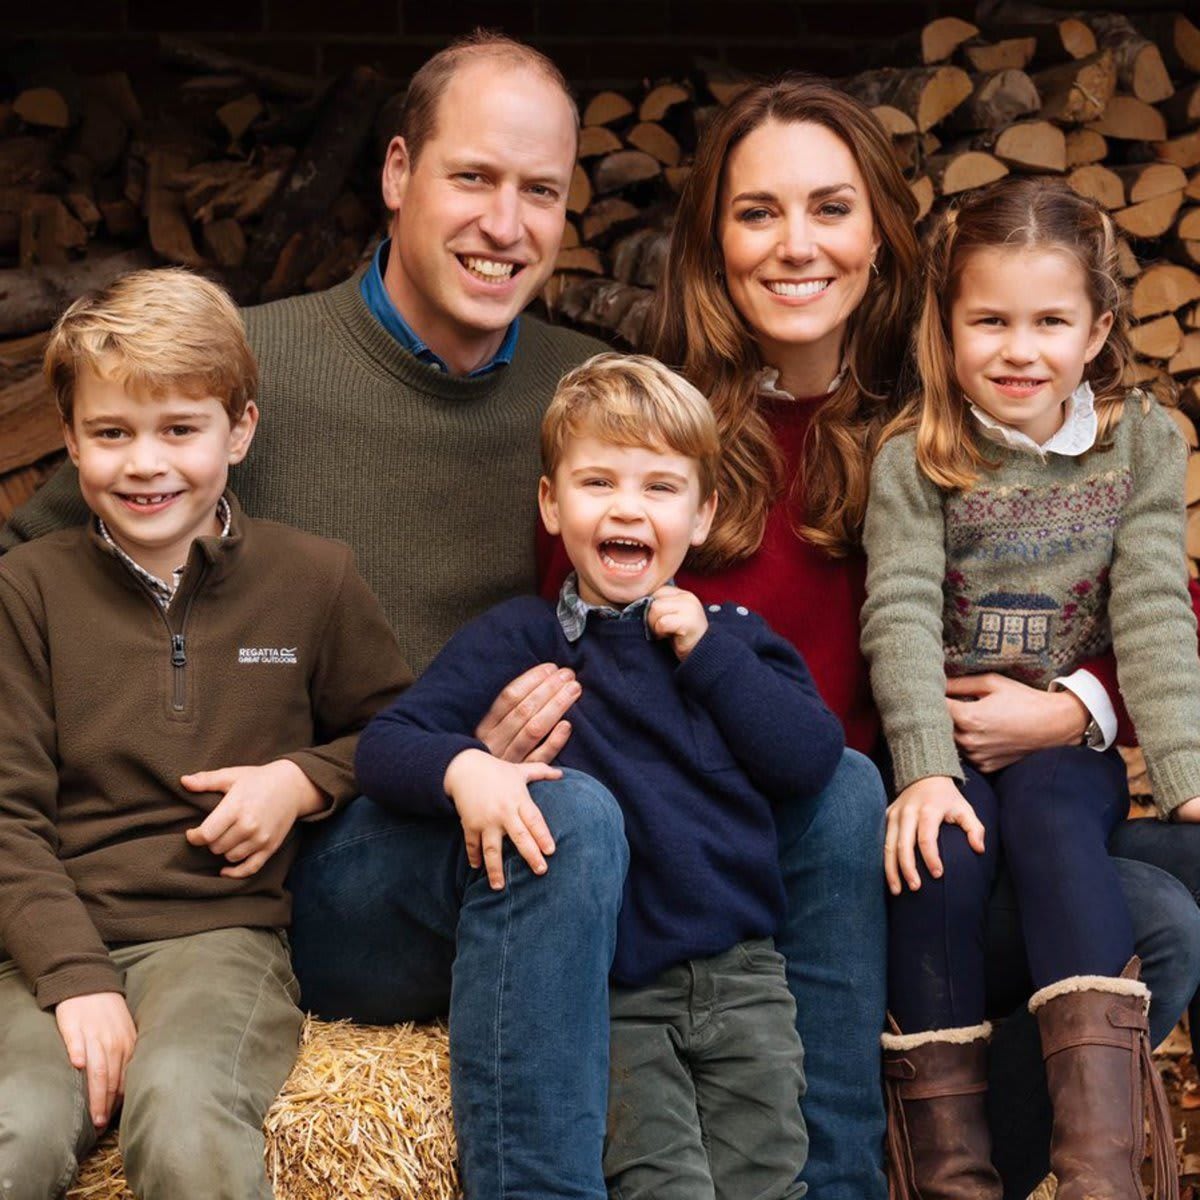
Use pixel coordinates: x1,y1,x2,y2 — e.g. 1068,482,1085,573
359,238,519,378
757,364,845,402
557,571,656,642
89,491,248,598
326,272,522,403
969,381,1098,460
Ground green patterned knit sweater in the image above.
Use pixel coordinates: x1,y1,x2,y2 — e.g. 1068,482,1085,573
0,274,607,675
862,397,1200,816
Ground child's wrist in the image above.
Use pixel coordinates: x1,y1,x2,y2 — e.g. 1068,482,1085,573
443,748,491,798
271,758,326,818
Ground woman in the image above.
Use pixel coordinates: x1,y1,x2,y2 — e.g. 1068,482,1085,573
537,74,1200,1200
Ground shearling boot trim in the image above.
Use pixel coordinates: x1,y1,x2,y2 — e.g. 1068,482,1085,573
881,1021,992,1052
1027,973,1150,1015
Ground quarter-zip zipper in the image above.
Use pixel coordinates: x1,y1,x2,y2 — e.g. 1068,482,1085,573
171,633,187,710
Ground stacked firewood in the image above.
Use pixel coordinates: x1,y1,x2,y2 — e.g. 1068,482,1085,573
1,7,1198,581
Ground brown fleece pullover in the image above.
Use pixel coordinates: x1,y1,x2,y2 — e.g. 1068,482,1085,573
0,494,411,1008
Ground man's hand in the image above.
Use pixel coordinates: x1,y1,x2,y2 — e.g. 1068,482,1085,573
476,664,580,763
946,674,1089,773
444,749,561,889
884,776,985,896
55,991,137,1129
1174,797,1200,822
648,585,708,662
183,759,326,879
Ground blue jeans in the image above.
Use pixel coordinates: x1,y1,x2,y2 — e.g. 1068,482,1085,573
288,769,628,1200
290,750,890,1200
1109,818,1200,1057
776,748,889,1200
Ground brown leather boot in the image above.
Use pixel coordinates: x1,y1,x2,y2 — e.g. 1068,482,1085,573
881,1018,1002,1200
1030,957,1178,1200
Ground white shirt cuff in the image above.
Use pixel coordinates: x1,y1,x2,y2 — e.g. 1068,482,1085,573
1050,670,1118,751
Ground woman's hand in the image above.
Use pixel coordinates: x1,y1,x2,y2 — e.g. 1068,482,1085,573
946,674,1089,773
884,775,985,896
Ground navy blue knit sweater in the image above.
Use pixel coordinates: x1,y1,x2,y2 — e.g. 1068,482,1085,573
356,595,844,987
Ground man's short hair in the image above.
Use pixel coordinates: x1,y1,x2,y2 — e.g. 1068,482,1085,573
398,30,579,166
45,268,258,426
541,353,720,498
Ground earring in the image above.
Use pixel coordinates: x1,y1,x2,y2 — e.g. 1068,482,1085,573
869,258,879,276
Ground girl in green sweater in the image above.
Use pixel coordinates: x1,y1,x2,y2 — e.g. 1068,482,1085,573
862,177,1200,1200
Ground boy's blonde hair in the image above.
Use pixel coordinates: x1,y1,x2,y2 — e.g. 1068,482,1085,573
889,176,1139,491
541,353,720,498
44,268,258,425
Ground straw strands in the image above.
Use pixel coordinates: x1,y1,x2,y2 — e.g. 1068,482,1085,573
68,1017,459,1200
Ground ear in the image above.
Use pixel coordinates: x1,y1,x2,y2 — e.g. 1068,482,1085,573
537,475,561,536
62,419,80,466
227,400,259,465
690,491,718,547
1084,309,1115,364
380,136,412,217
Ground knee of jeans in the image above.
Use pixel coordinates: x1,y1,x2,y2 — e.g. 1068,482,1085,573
933,823,994,900
1124,862,1200,1018
527,769,629,884
778,748,886,860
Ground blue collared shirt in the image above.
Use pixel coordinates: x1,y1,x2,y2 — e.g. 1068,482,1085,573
556,571,656,643
359,239,519,377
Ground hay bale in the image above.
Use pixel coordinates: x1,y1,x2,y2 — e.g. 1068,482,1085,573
68,1017,458,1200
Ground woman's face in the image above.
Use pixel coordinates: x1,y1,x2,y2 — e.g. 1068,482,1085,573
718,119,879,383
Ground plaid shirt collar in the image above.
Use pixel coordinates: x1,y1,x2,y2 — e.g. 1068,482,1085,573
98,496,232,610
556,571,657,644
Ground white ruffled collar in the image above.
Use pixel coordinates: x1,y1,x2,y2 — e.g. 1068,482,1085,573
757,363,845,401
969,381,1098,459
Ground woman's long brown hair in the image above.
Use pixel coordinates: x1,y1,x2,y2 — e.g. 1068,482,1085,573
649,75,920,568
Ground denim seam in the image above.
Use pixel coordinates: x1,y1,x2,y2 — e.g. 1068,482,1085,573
493,856,516,1200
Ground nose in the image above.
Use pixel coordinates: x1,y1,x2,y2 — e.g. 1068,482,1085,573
607,486,645,522
124,434,167,477
1001,324,1038,365
776,212,815,263
478,183,521,247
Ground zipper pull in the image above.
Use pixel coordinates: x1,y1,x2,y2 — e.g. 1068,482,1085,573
171,633,187,667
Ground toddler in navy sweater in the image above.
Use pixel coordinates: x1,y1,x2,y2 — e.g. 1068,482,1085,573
356,353,844,1200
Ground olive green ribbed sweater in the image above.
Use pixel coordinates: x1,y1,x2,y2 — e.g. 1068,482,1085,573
1,274,608,674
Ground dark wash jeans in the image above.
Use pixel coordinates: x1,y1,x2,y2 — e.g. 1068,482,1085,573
287,750,892,1200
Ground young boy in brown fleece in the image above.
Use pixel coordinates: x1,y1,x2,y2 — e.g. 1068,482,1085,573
0,268,410,1200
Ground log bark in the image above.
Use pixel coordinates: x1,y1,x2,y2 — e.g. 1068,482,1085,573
1080,13,1173,105
947,69,1040,132
1034,51,1115,125
591,150,661,196
244,66,384,293
581,197,640,243
0,372,60,476
157,35,318,99
845,66,972,133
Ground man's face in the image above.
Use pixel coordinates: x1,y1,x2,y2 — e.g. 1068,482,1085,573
381,59,577,375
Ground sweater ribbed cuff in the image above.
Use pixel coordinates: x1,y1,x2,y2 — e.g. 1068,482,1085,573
889,730,964,794
36,962,125,1011
1148,752,1200,819
675,626,742,697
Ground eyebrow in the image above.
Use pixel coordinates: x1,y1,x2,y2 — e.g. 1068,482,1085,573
730,183,858,204
79,409,213,428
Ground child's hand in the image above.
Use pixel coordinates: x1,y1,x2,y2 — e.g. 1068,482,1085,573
649,585,709,661
55,991,137,1129
183,760,325,879
884,775,985,896
1174,797,1200,822
443,749,561,889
